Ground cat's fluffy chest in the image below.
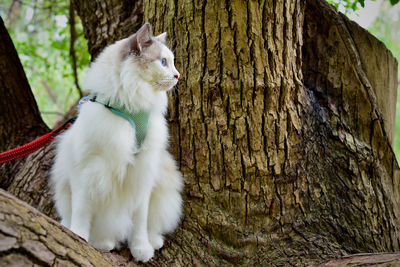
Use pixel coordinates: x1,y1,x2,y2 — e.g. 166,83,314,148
65,101,168,196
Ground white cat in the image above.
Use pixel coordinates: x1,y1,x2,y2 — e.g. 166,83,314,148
50,23,183,263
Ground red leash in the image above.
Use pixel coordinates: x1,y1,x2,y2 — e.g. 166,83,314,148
0,118,76,164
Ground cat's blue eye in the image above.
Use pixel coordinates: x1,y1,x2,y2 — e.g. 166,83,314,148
160,58,167,67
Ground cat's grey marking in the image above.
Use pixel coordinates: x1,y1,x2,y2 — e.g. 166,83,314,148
121,23,168,64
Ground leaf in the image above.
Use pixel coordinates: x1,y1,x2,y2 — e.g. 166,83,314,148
390,0,400,5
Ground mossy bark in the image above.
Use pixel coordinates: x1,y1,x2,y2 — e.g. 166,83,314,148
0,0,399,266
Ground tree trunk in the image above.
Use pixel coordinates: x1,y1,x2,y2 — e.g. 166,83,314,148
0,16,56,217
72,0,144,59
0,17,48,149
1,0,399,265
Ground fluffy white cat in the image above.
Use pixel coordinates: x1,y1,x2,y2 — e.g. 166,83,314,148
50,23,183,263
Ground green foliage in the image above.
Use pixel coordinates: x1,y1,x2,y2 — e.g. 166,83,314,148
327,0,399,14
328,0,366,13
391,0,400,5
0,0,89,128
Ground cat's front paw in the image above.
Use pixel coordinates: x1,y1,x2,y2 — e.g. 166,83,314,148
149,234,164,250
92,239,116,251
130,242,154,263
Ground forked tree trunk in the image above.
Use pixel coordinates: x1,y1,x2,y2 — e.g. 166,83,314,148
0,0,399,265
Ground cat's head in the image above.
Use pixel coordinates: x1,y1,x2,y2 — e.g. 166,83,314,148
84,23,179,112
122,23,180,92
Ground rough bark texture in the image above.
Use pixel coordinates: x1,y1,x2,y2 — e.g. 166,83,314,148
302,0,400,253
320,252,400,266
0,0,399,266
141,0,399,265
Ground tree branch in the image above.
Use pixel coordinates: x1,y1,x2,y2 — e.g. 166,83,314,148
320,253,400,266
69,1,83,98
5,0,21,28
41,79,62,107
0,188,136,266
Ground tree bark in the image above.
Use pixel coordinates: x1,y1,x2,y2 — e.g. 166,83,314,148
0,188,136,267
141,0,399,264
0,0,399,266
320,252,400,266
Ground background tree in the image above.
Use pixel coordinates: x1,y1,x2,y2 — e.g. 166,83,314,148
366,1,400,155
0,0,400,266
0,0,89,126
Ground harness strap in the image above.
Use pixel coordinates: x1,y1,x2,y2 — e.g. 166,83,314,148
89,95,150,148
0,93,151,164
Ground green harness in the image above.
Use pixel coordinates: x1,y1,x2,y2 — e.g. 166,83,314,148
89,95,150,149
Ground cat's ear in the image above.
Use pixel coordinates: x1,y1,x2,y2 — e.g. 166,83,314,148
155,32,167,44
129,23,153,54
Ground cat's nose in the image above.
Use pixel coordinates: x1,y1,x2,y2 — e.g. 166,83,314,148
174,74,180,80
